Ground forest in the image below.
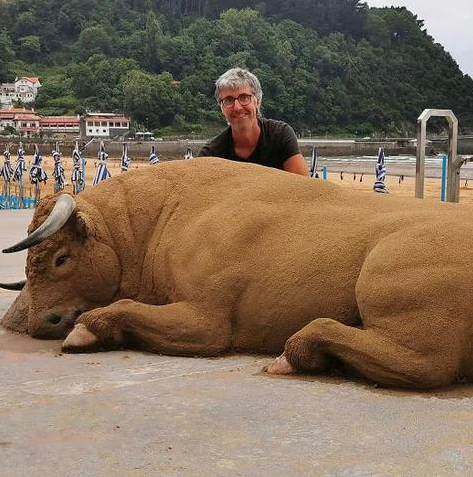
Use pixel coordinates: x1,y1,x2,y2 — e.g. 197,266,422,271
0,0,472,137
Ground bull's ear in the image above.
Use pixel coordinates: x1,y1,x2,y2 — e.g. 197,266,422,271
75,211,97,239
1,283,30,333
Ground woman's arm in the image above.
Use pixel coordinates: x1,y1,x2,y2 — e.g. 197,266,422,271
283,153,309,176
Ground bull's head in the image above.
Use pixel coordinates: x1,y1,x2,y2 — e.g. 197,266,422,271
1,194,121,339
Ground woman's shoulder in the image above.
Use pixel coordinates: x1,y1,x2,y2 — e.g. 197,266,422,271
198,127,231,156
260,118,295,138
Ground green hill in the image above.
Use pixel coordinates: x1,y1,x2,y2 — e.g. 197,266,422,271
1,0,472,137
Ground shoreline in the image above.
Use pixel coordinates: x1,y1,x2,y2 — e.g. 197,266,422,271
4,136,473,162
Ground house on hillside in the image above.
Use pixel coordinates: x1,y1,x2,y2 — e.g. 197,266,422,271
0,107,41,137
80,112,130,139
0,77,41,107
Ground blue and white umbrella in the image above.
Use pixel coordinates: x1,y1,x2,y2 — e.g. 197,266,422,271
93,141,111,185
13,143,27,207
52,145,66,193
71,141,85,194
309,146,319,178
120,143,130,172
30,144,48,202
373,147,389,194
149,145,159,165
1,146,14,182
184,147,193,160
0,145,14,209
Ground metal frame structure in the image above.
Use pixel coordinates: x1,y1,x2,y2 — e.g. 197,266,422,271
415,109,459,202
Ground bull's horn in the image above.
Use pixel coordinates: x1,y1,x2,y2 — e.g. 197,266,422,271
0,280,26,290
2,194,76,253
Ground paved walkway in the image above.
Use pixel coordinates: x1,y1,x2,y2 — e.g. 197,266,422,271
1,209,472,477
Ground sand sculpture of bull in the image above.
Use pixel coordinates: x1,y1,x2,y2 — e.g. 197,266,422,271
2,158,473,389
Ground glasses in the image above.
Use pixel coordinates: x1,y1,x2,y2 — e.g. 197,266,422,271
219,93,254,108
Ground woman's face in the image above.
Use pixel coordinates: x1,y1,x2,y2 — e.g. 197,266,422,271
218,86,260,129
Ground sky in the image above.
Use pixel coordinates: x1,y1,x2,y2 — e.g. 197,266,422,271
366,0,473,78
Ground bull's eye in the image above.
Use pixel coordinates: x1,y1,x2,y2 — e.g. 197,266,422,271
55,255,69,267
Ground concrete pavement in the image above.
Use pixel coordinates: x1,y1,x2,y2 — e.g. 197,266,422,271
1,209,472,477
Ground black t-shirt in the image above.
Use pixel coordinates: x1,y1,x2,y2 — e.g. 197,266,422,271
198,118,300,170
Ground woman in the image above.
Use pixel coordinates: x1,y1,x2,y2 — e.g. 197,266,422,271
199,68,309,176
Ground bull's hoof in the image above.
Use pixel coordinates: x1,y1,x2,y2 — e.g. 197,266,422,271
62,323,99,353
264,353,295,375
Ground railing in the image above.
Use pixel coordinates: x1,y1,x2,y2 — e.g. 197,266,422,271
0,194,36,209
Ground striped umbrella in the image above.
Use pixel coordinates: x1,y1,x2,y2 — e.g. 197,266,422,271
373,147,389,194
309,146,319,178
29,144,48,203
1,145,14,209
52,144,66,193
71,141,85,194
120,143,130,172
13,143,27,208
149,145,159,165
93,141,111,185
184,147,193,160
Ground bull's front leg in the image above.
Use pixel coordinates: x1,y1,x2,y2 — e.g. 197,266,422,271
62,299,232,356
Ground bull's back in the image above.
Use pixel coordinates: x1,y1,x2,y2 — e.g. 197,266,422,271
70,158,473,339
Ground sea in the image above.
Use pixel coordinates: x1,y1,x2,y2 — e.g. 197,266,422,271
309,154,473,179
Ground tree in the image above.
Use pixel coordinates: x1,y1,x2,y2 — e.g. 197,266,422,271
75,25,114,61
123,70,185,127
10,11,36,41
67,54,140,111
1,125,17,136
18,35,41,63
143,11,162,72
0,30,15,82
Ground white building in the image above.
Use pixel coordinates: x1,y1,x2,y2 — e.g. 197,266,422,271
0,76,41,107
80,112,130,139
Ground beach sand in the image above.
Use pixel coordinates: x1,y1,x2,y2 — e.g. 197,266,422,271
7,156,473,205
326,171,473,204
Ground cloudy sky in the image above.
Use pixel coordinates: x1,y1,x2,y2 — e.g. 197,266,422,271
366,0,473,78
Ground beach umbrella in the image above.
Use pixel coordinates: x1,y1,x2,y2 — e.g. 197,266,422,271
71,141,85,194
184,147,193,160
0,145,14,209
373,147,389,194
93,141,111,185
52,143,66,193
13,142,27,208
120,142,130,172
309,146,319,178
29,144,48,203
149,145,159,165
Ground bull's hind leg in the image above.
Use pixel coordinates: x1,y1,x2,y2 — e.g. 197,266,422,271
269,227,473,389
267,318,458,388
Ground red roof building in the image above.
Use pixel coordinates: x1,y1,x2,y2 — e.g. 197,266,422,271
39,115,80,139
0,107,41,137
0,109,129,139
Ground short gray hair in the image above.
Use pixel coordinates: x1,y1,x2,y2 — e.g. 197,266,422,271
214,67,263,106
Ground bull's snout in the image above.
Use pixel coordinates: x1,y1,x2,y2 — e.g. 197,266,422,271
29,310,80,339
